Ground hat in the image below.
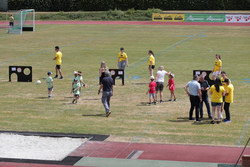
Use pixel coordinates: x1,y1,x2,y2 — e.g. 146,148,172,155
47,71,52,75
170,73,174,78
150,76,154,80
73,71,78,74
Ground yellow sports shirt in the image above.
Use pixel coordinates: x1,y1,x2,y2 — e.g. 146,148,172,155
9,16,14,22
55,51,62,65
118,52,127,62
225,84,234,103
210,85,225,103
214,59,222,72
148,55,155,66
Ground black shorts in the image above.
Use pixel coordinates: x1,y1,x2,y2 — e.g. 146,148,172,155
156,82,164,91
149,65,155,69
9,22,14,26
56,65,61,69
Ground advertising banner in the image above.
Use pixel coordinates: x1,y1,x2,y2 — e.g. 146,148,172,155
185,14,225,22
226,15,250,23
152,13,185,22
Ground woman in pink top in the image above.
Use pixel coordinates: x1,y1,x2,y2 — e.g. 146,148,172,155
167,73,176,101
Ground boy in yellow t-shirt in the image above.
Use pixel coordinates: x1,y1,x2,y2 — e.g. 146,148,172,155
9,14,14,27
223,79,234,123
53,46,63,79
117,47,128,70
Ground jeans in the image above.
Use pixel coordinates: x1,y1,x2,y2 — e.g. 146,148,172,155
224,102,230,120
189,95,200,121
118,60,126,69
200,97,211,118
102,91,112,113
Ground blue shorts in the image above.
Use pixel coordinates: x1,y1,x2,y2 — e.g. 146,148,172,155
211,102,222,107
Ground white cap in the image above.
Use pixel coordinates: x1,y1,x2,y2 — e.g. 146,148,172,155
170,73,175,78
150,76,154,80
73,71,78,74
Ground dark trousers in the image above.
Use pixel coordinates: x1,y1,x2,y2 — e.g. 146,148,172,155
224,102,231,120
189,95,200,121
200,97,211,118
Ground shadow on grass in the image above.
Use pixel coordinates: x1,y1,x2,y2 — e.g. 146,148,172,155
168,117,190,122
136,102,154,106
82,113,106,117
36,97,49,99
132,83,147,85
80,98,100,101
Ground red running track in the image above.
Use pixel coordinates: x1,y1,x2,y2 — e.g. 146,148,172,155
70,141,250,164
0,162,91,167
0,20,250,26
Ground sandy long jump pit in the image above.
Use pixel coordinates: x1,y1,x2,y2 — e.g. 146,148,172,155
0,133,87,161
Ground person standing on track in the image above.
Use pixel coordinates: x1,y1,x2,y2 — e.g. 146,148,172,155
117,47,128,70
148,50,155,77
53,46,63,79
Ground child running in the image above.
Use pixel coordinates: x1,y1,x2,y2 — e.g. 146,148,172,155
146,76,157,104
167,73,176,101
71,78,80,104
46,72,53,98
76,71,87,93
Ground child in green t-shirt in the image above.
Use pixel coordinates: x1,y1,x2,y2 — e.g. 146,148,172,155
46,72,53,98
76,71,87,94
71,78,80,104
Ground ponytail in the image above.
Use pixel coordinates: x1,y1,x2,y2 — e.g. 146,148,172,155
214,77,222,92
149,50,154,57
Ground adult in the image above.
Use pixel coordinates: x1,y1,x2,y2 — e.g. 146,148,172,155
117,47,128,69
9,14,14,27
209,77,225,124
212,54,222,80
223,78,234,123
220,71,231,118
199,75,212,119
99,61,109,85
98,71,114,117
155,66,169,103
148,50,155,76
184,75,202,122
53,46,63,79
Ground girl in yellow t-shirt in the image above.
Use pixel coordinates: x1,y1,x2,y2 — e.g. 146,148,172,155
210,78,225,124
212,54,222,80
148,50,155,76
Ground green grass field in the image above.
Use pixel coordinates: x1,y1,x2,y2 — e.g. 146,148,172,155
0,23,249,146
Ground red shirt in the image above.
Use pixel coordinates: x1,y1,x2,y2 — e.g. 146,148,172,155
168,78,175,90
149,81,157,93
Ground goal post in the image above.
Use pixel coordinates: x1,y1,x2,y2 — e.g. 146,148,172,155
7,9,35,34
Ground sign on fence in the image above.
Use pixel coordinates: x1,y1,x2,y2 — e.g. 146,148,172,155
185,14,225,22
226,14,250,23
152,14,185,22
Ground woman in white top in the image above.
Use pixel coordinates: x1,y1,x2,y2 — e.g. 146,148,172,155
155,66,170,103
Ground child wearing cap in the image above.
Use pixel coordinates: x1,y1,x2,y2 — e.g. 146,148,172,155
72,71,78,88
167,73,176,101
46,72,53,98
146,76,157,104
71,78,80,104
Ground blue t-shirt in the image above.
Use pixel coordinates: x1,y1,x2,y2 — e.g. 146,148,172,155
186,80,201,96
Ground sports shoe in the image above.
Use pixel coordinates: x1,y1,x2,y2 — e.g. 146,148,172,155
168,99,172,101
174,98,177,101
153,101,156,105
59,76,64,79
209,116,212,119
54,75,58,78
224,120,231,123
210,120,215,124
106,111,111,117
160,100,163,103
217,121,221,124
196,119,202,122
189,118,195,121
222,119,227,122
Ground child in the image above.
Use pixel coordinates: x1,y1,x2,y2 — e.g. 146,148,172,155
167,73,176,101
71,79,80,104
146,76,157,104
46,72,53,98
212,54,222,80
99,61,109,85
77,71,87,93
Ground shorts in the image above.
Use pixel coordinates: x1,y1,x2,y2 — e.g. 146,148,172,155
9,22,14,26
74,94,79,97
149,65,155,69
48,87,53,91
156,82,164,91
56,65,61,69
149,93,155,99
212,71,220,77
211,102,222,107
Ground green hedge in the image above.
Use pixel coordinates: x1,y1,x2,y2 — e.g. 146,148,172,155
8,0,250,11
